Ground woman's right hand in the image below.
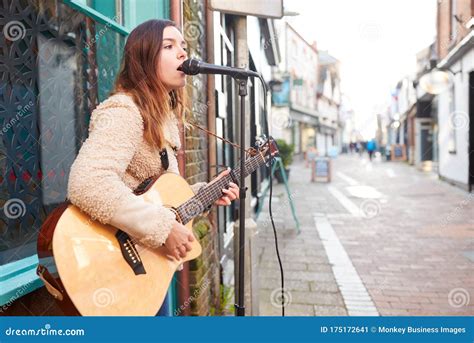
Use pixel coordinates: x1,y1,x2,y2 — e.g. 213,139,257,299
163,221,195,260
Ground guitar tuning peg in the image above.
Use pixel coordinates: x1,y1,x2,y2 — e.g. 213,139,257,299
255,135,267,148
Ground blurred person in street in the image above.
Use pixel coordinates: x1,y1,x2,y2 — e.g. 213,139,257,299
367,138,377,161
357,141,365,157
305,145,318,167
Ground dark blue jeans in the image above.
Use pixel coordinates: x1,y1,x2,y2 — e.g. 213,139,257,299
155,291,169,316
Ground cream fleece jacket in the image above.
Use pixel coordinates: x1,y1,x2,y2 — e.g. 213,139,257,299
67,93,206,249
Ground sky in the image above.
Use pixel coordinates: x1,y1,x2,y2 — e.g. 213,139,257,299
283,0,438,138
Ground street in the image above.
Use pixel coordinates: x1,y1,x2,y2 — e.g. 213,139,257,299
257,154,473,316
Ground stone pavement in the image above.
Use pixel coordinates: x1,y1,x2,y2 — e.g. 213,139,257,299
256,160,348,316
256,154,473,316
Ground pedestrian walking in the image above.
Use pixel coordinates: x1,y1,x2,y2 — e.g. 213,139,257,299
367,138,377,161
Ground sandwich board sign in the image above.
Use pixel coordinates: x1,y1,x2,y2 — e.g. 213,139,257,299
312,157,331,182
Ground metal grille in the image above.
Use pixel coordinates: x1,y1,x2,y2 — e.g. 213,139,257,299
0,0,125,264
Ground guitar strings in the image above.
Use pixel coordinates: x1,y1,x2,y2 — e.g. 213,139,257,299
178,153,265,223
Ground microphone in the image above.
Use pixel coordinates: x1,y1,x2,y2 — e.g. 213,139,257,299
177,58,260,79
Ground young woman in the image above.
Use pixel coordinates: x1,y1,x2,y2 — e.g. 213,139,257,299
67,19,239,268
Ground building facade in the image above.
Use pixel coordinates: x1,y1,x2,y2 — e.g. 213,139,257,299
435,0,473,191
271,22,319,156
316,51,341,156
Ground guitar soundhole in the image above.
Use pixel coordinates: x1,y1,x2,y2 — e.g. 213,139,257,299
115,231,146,275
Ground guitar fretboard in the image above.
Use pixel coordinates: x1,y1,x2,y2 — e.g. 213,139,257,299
176,152,266,224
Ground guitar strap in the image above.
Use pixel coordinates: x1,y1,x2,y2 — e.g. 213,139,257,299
159,148,169,171
187,121,256,157
134,145,174,194
158,122,257,181
159,144,179,171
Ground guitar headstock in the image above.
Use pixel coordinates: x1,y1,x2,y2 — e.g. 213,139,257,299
254,136,279,165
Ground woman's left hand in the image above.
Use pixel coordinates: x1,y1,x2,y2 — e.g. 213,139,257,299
210,169,239,206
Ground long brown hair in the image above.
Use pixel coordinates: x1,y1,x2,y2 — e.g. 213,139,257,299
112,19,185,149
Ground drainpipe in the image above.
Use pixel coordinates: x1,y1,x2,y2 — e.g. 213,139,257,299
205,0,221,314
170,0,182,26
233,15,259,316
171,0,191,317
206,5,216,212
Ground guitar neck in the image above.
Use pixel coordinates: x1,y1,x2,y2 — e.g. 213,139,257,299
176,152,265,224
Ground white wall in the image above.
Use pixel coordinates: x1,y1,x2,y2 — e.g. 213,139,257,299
318,97,339,126
437,47,473,186
398,76,417,115
316,132,326,156
286,25,318,111
247,17,273,81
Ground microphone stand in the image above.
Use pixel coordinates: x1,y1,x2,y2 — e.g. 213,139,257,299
178,59,261,316
235,76,248,317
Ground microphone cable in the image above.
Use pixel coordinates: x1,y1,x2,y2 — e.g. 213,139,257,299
181,59,287,315
257,74,286,317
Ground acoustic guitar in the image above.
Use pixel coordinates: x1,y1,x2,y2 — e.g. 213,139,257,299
36,138,278,316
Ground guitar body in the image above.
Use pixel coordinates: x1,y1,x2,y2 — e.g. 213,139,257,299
36,137,278,316
38,173,202,316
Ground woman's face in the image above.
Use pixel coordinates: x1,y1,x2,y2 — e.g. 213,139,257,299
158,26,188,91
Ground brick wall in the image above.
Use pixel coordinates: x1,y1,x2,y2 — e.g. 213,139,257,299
437,0,472,60
182,89,221,317
182,218,221,316
184,112,209,186
182,0,221,317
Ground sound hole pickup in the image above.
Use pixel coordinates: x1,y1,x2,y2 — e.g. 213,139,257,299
115,230,146,275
